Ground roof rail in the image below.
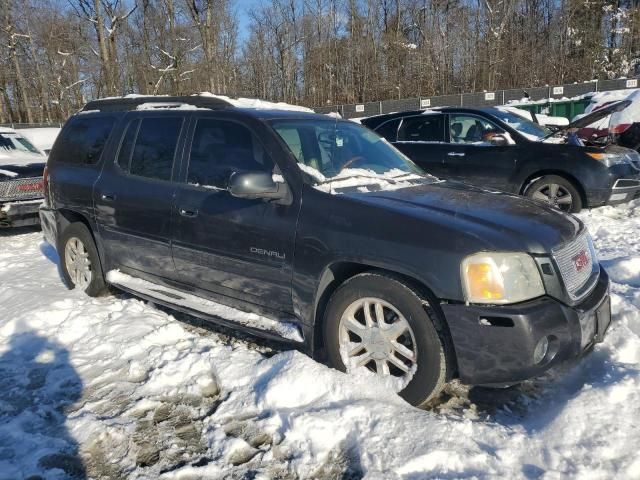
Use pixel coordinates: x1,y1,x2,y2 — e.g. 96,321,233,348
81,95,234,112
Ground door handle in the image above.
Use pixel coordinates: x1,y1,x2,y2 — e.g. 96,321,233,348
101,193,116,201
447,152,465,157
179,208,198,218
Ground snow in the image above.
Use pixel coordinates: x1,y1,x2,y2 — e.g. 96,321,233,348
135,102,207,111
296,164,427,194
1,200,640,478
18,128,61,154
196,93,313,113
0,151,46,167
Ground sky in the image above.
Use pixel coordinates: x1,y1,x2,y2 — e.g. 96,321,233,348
235,0,264,40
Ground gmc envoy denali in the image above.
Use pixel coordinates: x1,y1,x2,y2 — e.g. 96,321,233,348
40,95,612,407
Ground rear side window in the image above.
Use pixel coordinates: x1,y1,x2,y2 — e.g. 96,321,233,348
117,117,183,181
397,116,445,142
187,118,273,189
51,116,115,164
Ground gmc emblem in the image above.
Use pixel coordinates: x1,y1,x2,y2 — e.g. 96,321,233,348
573,250,590,272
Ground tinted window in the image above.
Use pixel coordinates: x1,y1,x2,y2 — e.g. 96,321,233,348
449,115,504,145
398,116,445,142
128,117,183,181
116,119,140,172
375,119,401,142
187,119,273,188
51,116,115,164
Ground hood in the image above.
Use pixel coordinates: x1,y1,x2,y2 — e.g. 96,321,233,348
0,151,46,179
345,181,581,254
568,100,630,130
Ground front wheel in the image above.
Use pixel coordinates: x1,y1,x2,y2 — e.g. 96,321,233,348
323,273,451,407
59,222,109,297
524,175,583,213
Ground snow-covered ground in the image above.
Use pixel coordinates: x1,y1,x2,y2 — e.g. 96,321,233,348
1,202,640,479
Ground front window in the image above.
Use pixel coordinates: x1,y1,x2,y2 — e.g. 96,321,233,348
0,132,43,155
449,114,505,145
271,119,426,189
488,109,550,140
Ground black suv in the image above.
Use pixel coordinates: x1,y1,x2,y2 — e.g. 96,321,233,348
361,103,640,212
40,95,611,407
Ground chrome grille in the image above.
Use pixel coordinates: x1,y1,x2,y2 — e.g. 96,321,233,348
0,177,44,201
552,232,598,301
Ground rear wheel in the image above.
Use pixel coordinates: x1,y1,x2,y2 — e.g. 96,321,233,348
59,222,109,297
525,175,583,213
323,273,451,407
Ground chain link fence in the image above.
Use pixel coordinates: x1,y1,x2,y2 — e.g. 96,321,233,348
314,78,640,119
0,123,64,129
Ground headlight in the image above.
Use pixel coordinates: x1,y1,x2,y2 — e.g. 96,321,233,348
586,152,635,167
461,252,545,304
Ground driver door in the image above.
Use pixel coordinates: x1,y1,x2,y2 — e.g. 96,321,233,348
443,114,518,192
171,114,299,312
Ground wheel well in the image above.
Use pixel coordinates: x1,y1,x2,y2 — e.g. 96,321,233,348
58,209,93,235
57,209,105,271
520,170,587,206
312,262,458,377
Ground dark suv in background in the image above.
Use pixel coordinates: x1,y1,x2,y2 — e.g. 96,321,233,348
361,102,640,212
40,95,611,407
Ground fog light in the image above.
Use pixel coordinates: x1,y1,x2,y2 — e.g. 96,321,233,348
533,336,549,364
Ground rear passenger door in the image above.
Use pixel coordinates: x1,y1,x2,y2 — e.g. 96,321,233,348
94,113,187,280
171,114,298,313
387,114,449,178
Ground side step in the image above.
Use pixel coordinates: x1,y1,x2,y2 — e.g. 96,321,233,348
106,270,304,343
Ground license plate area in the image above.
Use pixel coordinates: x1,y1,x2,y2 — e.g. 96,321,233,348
579,295,611,348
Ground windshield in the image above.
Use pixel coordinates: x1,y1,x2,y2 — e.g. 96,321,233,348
0,133,42,155
490,109,550,140
271,119,423,185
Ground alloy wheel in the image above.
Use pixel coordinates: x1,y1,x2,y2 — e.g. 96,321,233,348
64,236,92,289
338,297,418,390
530,183,573,212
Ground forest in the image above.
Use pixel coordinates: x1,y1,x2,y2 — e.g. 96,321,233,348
1,0,639,123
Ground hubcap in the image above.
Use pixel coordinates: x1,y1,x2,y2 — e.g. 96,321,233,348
64,237,92,289
338,297,418,390
531,183,573,211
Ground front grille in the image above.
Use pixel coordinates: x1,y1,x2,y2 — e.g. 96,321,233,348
552,232,598,301
0,177,44,201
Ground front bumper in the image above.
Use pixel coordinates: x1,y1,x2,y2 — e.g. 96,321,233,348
0,199,42,228
606,178,640,205
442,268,611,386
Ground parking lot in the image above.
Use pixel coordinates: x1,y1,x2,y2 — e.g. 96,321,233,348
1,200,639,479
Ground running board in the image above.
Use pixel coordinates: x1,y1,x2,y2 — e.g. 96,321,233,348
106,270,304,343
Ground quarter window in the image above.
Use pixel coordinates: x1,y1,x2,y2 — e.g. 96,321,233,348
50,116,115,164
125,117,183,181
187,119,273,189
397,116,445,142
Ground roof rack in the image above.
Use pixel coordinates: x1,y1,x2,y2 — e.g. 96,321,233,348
81,95,234,112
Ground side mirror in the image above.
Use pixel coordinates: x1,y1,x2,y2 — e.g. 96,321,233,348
489,134,509,146
228,171,291,204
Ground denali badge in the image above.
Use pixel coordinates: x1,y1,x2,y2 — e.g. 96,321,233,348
573,250,590,272
250,247,285,260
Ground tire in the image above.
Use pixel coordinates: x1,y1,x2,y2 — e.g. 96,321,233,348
524,175,583,213
59,222,109,297
323,272,451,408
